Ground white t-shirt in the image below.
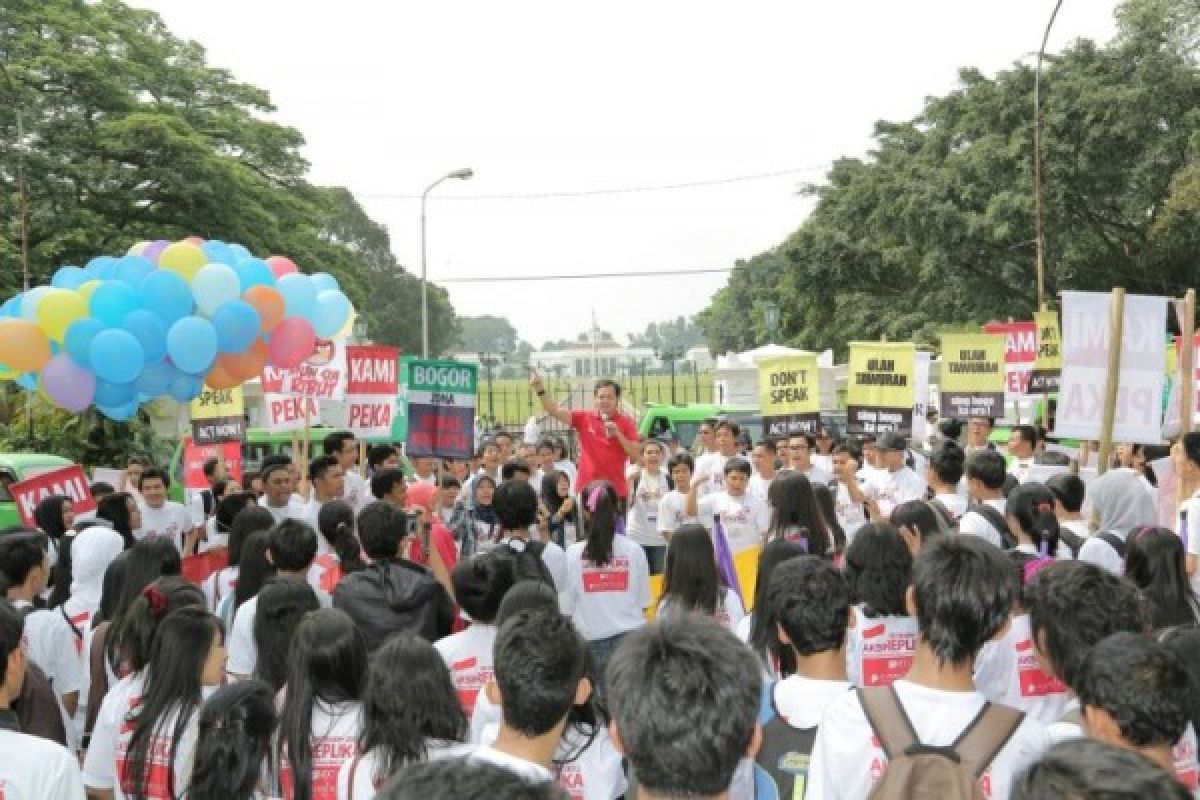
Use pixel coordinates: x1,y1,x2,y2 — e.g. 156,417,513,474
804,465,835,488
1184,491,1200,594
83,673,143,792
562,536,651,641
806,680,1050,800
1077,531,1125,574
304,498,334,555
282,701,363,800
846,607,918,688
1045,710,1200,793
134,501,194,550
112,705,200,800
694,452,730,495
697,491,770,553
657,490,710,537
931,492,968,521
835,482,868,541
958,497,1008,549
863,467,927,519
0,726,86,799
202,565,238,613
771,674,853,729
469,745,554,782
434,623,498,717
13,602,83,705
476,722,626,800
259,495,308,525
335,740,474,800
500,537,567,592
343,470,371,512
973,614,1070,725
748,472,774,502
226,594,260,678
657,587,745,633
626,469,669,547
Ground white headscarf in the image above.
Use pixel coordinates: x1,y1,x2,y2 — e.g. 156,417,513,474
1090,468,1157,536
65,525,125,613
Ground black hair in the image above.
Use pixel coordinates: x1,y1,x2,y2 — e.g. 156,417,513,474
1125,527,1200,630
890,501,946,544
501,459,532,482
493,480,538,531
539,469,572,516
747,539,808,676
494,610,586,736
253,578,320,692
356,501,407,561
308,454,340,484
843,523,912,618
113,575,205,674
495,580,560,625
929,441,965,485
278,609,368,800
715,420,740,437
317,500,367,575
1025,561,1148,691
0,531,48,591
1006,483,1061,557
757,437,778,455
766,473,832,556
722,456,752,477
832,441,862,464
581,481,619,567
46,531,75,608
439,474,461,490
593,379,621,397
187,680,278,800
122,607,223,800
215,493,257,549
231,532,275,613
1077,632,1190,748
360,633,467,784
96,492,137,548
1183,431,1200,469
937,417,963,440
666,453,695,478
106,537,183,670
1159,626,1200,737
228,504,275,569
371,468,407,501
378,758,568,800
492,429,514,444
240,472,259,493
810,484,847,554
33,494,71,542
91,481,116,499
1045,473,1086,513
607,618,760,797
1012,738,1191,800
912,535,1014,667
137,466,170,491
268,519,318,572
0,600,22,684
452,553,517,624
660,525,723,617
367,444,399,471
94,550,131,629
260,462,291,486
201,457,221,479
966,450,1007,491
1011,424,1039,449
771,556,850,664
322,430,356,457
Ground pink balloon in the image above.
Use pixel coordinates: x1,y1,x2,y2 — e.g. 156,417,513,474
41,353,97,412
266,255,298,278
185,235,205,245
267,317,316,369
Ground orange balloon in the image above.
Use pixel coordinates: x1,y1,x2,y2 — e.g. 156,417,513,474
0,319,52,372
221,339,268,382
204,358,241,390
243,286,286,333
185,235,205,246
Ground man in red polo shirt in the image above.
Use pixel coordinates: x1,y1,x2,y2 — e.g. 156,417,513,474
530,372,640,497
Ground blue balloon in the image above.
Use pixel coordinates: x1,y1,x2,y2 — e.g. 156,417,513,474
94,379,136,407
201,240,237,267
120,309,168,364
234,258,275,291
166,316,218,374
0,296,20,318
64,318,106,368
211,300,261,353
97,400,139,422
139,270,194,324
52,266,88,290
15,373,37,392
20,287,52,320
167,373,204,403
311,272,340,292
89,281,141,327
313,290,351,338
85,256,119,280
228,243,252,262
113,255,156,287
276,273,317,320
89,329,145,384
136,360,177,397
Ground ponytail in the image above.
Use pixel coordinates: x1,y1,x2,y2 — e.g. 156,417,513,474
113,576,206,673
581,482,618,567
318,501,366,574
1007,484,1061,558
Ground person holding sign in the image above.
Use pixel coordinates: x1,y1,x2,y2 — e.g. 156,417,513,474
530,373,639,499
860,432,926,520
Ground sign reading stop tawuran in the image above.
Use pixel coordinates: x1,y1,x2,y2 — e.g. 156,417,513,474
846,342,916,436
758,354,821,437
939,333,1006,419
405,360,478,460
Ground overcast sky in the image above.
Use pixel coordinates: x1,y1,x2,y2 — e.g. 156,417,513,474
129,0,1120,352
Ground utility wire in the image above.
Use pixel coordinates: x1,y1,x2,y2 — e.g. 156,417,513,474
439,267,733,283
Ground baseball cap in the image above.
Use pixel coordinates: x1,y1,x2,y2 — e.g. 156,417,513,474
876,431,908,452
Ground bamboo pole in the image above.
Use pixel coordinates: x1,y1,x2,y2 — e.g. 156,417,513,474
1177,290,1196,516
1095,288,1126,477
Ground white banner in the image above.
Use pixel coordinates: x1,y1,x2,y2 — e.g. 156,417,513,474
912,351,931,442
1055,291,1167,444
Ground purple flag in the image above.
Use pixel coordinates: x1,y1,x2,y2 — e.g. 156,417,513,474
712,516,744,606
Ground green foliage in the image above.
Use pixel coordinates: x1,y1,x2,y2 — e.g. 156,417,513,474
627,316,705,354
0,391,169,466
456,315,522,355
698,0,1200,359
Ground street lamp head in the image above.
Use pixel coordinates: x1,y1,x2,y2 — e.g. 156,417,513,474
449,168,474,180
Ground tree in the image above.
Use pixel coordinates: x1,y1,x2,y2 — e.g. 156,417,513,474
628,315,706,353
697,0,1200,357
456,315,521,355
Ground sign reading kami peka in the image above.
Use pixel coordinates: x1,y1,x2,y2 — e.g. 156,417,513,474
9,464,95,526
939,333,1006,419
405,360,478,460
344,345,399,438
846,342,916,436
758,354,821,437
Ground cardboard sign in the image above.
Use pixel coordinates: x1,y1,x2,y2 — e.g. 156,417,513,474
983,321,1037,400
1029,310,1062,393
182,439,244,491
9,465,95,526
190,386,245,445
259,338,347,432
939,333,1006,419
846,342,916,436
405,360,478,459
758,354,821,437
345,345,399,438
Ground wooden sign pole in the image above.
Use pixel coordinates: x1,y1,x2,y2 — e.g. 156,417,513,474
1095,288,1126,477
1177,289,1196,514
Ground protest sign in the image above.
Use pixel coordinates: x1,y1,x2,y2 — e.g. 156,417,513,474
345,345,399,438
10,465,95,526
405,360,477,459
190,386,245,445
758,354,821,437
1029,310,1062,393
182,439,244,491
259,338,347,433
983,321,1037,401
939,333,1006,419
846,342,916,435
1056,291,1167,444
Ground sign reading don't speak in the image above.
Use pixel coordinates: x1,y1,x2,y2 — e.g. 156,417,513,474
758,354,821,437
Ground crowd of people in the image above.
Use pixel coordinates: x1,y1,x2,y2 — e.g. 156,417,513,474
1,374,1200,799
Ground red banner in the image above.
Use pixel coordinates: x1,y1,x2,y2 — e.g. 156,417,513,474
346,345,399,394
9,465,96,527
983,321,1037,397
182,439,244,491
182,549,229,585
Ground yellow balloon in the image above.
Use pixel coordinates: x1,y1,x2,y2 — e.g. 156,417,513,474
35,289,87,342
158,241,208,282
333,310,357,340
77,280,103,302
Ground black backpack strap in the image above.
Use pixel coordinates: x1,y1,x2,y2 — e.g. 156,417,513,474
857,686,919,760
1057,527,1085,558
1096,532,1126,559
970,503,1014,547
60,606,83,640
927,499,957,531
953,702,1026,779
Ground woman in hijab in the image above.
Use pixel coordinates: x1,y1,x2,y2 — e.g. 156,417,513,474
34,495,74,604
58,525,125,643
449,475,498,557
1077,467,1158,574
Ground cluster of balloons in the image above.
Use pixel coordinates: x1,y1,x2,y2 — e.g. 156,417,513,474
0,237,355,421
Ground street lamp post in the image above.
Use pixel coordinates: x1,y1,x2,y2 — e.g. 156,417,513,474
763,301,780,344
421,168,474,359
479,351,500,426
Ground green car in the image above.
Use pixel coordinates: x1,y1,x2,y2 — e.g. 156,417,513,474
0,453,74,529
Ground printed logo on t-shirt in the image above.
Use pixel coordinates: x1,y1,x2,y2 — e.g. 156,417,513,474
1015,639,1067,697
1174,735,1198,789
860,624,916,687
582,557,631,593
558,762,585,800
281,734,358,800
116,696,178,800
450,656,493,715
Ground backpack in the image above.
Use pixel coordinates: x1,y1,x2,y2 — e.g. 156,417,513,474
753,681,822,800
858,686,1025,800
1094,531,1126,559
926,499,958,533
967,503,1016,550
1056,527,1086,559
